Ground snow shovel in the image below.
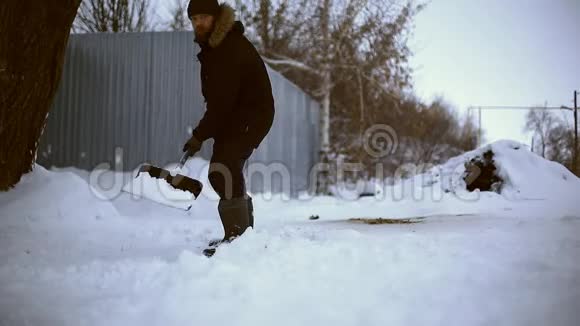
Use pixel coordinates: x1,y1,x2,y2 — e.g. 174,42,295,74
122,151,203,210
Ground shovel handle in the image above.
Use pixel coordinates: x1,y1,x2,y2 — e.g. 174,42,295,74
178,150,192,168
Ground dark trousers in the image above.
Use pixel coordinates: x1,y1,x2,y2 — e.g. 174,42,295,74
208,141,253,199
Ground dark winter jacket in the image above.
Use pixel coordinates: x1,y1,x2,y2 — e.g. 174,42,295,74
192,3,275,150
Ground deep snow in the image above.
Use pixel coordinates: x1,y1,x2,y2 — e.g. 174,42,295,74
1,140,579,326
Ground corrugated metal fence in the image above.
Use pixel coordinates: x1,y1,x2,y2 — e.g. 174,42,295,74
38,31,320,195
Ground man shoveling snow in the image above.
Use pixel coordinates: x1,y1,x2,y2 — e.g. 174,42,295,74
182,0,275,257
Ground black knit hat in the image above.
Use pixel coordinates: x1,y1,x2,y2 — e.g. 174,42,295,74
187,0,220,17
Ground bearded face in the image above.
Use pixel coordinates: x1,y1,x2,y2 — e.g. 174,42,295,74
191,14,215,43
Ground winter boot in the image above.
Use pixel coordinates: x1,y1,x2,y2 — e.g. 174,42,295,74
203,196,251,257
207,195,254,247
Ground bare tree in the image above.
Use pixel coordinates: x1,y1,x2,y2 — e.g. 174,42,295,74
1,0,81,190
546,123,573,166
401,96,475,164
73,0,152,33
524,106,557,158
241,0,422,191
166,0,191,31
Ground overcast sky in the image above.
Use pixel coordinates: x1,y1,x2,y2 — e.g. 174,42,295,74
409,0,579,145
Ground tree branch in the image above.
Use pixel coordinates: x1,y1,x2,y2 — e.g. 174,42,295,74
262,55,319,75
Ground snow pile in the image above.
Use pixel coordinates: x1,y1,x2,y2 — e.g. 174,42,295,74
487,140,579,199
329,140,580,203
398,140,580,202
0,165,118,219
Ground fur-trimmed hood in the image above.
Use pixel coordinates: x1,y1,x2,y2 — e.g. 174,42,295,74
207,3,243,48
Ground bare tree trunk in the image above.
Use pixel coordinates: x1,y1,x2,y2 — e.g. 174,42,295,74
320,70,331,154
315,0,333,194
319,0,331,154
168,0,189,31
541,135,546,158
0,0,81,190
258,0,271,52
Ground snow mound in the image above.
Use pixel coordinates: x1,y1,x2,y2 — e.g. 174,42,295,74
0,164,119,219
417,140,580,200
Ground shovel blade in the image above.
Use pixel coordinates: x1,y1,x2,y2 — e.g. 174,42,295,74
138,164,169,179
168,174,203,198
136,164,203,198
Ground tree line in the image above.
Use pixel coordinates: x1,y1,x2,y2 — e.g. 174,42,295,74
524,106,579,176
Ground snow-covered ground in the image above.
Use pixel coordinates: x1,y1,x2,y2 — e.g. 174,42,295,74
1,140,579,326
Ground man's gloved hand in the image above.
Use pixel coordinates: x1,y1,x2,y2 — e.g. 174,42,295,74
182,135,202,157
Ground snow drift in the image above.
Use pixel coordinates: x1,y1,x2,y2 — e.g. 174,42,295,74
0,165,118,219
374,140,580,203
